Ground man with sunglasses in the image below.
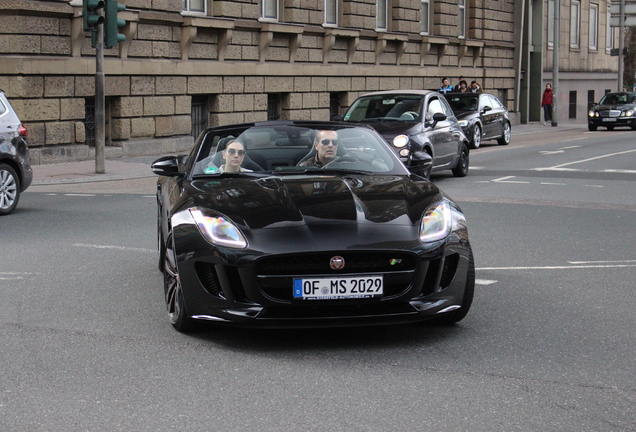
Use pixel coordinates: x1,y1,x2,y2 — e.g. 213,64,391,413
298,130,340,167
219,140,252,173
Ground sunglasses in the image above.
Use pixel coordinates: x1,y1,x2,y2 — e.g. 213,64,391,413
226,148,245,156
320,139,338,146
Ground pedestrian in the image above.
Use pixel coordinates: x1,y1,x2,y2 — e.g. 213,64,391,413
454,76,465,92
439,77,454,94
469,80,482,93
541,83,553,126
457,80,468,92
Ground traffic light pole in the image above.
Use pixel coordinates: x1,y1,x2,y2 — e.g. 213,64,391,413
95,20,105,174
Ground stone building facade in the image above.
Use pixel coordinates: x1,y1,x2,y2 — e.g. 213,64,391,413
0,0,619,162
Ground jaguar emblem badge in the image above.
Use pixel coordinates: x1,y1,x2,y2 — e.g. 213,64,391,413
330,256,345,270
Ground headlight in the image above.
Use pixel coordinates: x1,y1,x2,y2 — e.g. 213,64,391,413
190,208,247,248
458,120,468,127
393,135,409,148
625,110,634,116
588,110,596,117
399,148,410,157
419,200,467,243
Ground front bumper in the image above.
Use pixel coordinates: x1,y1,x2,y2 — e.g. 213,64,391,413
172,224,473,328
588,116,636,128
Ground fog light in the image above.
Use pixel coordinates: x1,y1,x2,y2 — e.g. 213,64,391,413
399,149,410,157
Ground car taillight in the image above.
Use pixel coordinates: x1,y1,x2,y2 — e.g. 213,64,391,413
18,124,28,137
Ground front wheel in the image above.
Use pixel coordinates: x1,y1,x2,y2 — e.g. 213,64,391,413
497,122,511,145
451,144,469,177
470,125,481,149
0,163,20,216
164,234,198,332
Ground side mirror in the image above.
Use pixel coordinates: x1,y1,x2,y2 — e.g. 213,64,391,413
428,112,447,128
409,151,433,178
482,106,492,113
331,114,344,121
151,155,184,177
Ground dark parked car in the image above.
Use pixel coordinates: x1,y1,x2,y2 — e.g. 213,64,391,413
588,91,636,131
340,90,469,179
0,90,32,215
152,121,475,332
443,92,511,149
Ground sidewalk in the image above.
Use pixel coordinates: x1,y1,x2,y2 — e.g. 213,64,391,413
30,121,588,185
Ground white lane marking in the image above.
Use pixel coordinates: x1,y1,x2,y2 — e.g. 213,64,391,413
143,195,156,198
64,193,96,197
603,169,636,174
0,272,34,281
539,150,564,155
492,176,530,184
585,185,603,188
535,148,636,171
476,279,497,285
478,264,636,270
560,145,581,150
540,182,566,185
73,243,155,253
568,259,636,264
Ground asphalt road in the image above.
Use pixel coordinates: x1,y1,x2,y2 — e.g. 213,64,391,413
1,127,635,431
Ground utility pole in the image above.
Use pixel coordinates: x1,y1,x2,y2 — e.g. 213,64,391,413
95,19,105,174
619,0,625,91
552,0,559,127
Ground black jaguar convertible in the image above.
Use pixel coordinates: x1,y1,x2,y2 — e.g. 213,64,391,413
152,121,475,332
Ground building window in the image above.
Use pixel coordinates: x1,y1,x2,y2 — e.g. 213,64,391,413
570,0,580,48
267,94,281,121
421,0,430,34
588,90,595,109
191,96,208,139
606,5,614,51
589,4,598,50
569,90,577,119
330,92,345,120
183,0,206,14
377,0,388,31
458,0,466,38
548,0,554,46
325,0,337,26
261,0,278,20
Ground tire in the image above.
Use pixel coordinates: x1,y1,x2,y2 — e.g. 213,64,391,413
606,125,614,131
426,249,475,325
0,163,20,216
157,205,166,273
470,125,481,149
497,122,511,145
588,124,597,131
164,234,198,332
451,143,469,177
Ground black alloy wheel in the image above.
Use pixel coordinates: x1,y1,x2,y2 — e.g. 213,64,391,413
163,234,197,332
470,125,481,149
0,163,20,216
497,122,511,145
451,144,469,177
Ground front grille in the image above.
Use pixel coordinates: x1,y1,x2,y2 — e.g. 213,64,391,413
256,252,418,302
256,252,417,275
600,110,621,117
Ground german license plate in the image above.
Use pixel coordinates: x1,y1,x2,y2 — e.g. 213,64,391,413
602,118,617,122
293,276,383,300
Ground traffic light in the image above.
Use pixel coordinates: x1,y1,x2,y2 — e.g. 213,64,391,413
82,0,104,32
104,0,127,49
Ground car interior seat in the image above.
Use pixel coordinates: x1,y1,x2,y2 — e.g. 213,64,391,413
208,136,264,171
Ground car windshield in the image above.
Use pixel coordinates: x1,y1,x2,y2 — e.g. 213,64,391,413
343,94,424,122
445,95,479,112
599,93,636,105
190,124,407,177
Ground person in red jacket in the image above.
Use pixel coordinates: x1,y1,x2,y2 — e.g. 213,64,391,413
541,83,553,126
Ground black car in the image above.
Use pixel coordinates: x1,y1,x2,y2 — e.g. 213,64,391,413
152,121,475,332
443,92,511,149
588,92,636,131
340,90,469,179
0,90,32,216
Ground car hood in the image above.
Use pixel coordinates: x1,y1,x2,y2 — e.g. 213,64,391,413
359,121,422,139
186,174,442,231
454,111,478,121
595,103,636,110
